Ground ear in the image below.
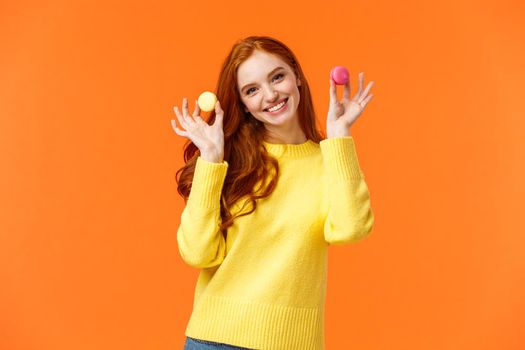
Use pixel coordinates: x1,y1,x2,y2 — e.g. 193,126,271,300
297,78,301,87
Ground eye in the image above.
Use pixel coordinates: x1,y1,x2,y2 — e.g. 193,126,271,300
245,73,285,95
273,73,284,81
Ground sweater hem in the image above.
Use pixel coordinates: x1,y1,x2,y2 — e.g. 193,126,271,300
185,294,325,350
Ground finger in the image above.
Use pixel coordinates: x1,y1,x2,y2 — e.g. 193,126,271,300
329,78,337,104
173,105,189,130
191,99,206,125
192,99,201,117
358,81,374,104
171,119,189,137
182,97,189,116
353,72,364,101
357,72,364,97
214,100,223,128
361,94,374,109
343,79,350,101
182,97,195,123
193,116,205,125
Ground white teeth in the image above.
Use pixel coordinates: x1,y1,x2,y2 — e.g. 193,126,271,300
267,100,286,112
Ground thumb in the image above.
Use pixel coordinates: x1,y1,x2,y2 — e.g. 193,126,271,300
214,100,223,126
329,77,337,105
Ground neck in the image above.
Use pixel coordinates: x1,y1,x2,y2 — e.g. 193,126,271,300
263,135,308,144
262,128,307,145
261,138,318,158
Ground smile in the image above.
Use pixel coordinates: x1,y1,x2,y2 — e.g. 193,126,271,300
264,98,289,114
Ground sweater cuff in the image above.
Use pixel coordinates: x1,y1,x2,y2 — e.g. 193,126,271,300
187,156,229,210
319,136,363,180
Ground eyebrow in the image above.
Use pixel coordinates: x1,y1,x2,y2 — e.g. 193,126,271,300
240,66,285,92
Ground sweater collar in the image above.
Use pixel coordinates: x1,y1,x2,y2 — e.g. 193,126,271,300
262,139,319,158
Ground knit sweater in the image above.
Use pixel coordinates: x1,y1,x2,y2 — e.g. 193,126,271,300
177,136,374,350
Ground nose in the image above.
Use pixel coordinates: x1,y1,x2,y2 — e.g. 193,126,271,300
263,87,279,103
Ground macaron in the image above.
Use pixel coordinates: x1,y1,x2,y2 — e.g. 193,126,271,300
197,91,218,112
330,66,349,85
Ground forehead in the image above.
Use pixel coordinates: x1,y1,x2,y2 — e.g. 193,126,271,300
237,51,291,89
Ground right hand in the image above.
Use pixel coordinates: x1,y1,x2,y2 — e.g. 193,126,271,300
171,97,225,162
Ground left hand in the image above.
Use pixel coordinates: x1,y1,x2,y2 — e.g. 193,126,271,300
327,72,374,137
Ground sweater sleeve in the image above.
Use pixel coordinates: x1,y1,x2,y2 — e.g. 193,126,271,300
176,156,229,268
319,136,375,245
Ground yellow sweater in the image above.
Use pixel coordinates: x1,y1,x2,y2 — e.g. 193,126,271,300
177,136,374,350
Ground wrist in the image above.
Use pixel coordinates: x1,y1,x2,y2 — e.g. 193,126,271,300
200,152,223,163
327,129,352,138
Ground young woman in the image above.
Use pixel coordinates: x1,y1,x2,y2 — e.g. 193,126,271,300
171,35,375,350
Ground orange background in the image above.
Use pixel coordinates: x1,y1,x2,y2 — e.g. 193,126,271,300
1,0,524,349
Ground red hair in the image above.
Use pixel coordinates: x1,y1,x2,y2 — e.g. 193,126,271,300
176,35,325,238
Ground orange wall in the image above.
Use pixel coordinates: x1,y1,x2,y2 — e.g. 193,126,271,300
1,0,524,349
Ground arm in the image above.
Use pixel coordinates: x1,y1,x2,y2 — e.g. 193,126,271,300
176,156,229,268
320,136,375,245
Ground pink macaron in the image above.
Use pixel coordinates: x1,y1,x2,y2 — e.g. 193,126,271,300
330,66,349,85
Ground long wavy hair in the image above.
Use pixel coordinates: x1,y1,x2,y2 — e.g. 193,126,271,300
176,35,325,239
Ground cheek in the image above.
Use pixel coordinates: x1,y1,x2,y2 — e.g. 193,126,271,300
282,78,298,91
243,97,263,112
246,100,258,112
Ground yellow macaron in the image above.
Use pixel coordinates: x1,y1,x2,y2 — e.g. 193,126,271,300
197,91,218,112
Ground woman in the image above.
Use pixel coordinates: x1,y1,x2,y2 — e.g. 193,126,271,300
171,35,375,350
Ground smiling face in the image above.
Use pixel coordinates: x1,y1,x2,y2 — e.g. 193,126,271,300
237,50,303,139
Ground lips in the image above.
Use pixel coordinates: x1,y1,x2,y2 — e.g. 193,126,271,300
264,98,288,112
